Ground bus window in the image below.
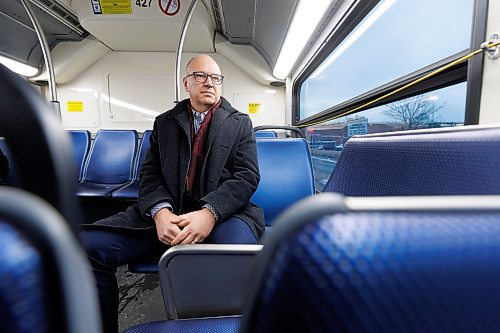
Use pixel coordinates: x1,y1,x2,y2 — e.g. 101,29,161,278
298,0,474,120
307,82,467,190
293,0,481,191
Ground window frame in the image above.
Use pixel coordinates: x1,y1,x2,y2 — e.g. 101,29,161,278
292,0,489,127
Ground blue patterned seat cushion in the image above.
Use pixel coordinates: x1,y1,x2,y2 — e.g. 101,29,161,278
250,211,500,332
0,222,46,333
324,128,500,195
123,316,241,333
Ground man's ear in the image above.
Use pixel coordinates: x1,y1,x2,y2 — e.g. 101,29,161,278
183,78,189,91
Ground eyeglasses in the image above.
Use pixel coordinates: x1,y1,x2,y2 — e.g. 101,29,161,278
186,72,224,85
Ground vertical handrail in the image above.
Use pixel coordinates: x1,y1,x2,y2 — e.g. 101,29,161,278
20,0,61,119
175,0,200,103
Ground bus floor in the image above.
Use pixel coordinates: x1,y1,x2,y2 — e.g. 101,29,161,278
117,266,166,331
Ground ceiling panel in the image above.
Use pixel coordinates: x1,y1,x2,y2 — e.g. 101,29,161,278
211,0,298,69
220,0,256,43
0,0,86,70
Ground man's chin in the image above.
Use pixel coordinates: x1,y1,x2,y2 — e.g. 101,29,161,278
200,97,217,106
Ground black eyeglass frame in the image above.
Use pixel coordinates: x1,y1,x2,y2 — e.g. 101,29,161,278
185,71,224,85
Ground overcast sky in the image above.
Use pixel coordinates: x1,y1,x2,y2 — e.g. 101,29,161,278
300,0,474,123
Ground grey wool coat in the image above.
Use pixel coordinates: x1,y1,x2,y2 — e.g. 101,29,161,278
88,97,265,240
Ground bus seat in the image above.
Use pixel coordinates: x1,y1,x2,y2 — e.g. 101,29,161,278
159,244,262,319
124,244,261,333
0,138,20,186
323,126,500,195
112,130,152,199
255,131,277,138
0,64,99,332
68,130,91,182
0,188,101,333
77,129,137,197
253,125,304,139
0,218,46,333
252,138,315,228
243,193,500,332
128,138,315,274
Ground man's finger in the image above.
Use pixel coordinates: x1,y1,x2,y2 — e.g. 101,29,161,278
168,225,182,237
176,220,190,228
171,229,189,245
180,233,196,245
158,235,172,246
170,216,188,224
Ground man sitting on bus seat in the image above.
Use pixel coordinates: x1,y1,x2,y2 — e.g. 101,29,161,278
80,54,265,333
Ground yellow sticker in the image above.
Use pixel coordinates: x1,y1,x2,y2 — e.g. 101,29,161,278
248,103,260,114
67,101,84,112
100,0,133,14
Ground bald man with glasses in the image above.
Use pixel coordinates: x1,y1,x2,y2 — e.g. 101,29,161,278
81,55,264,333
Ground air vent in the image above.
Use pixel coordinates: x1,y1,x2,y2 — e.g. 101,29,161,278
66,15,79,27
270,81,285,87
29,0,87,37
210,0,227,38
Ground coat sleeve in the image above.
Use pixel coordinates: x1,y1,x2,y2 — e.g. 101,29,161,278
137,118,173,218
200,114,260,220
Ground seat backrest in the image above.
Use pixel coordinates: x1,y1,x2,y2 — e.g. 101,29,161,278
0,219,46,333
0,188,101,333
324,126,500,195
68,130,91,182
159,244,262,320
244,194,500,333
134,130,152,180
0,64,81,234
0,64,100,333
83,130,137,184
255,131,277,139
251,138,315,226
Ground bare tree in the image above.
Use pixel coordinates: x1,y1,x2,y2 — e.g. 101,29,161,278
384,95,444,129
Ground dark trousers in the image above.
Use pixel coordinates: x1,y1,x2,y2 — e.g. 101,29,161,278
81,216,257,333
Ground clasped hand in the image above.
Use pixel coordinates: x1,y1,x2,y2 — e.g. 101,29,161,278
153,208,216,246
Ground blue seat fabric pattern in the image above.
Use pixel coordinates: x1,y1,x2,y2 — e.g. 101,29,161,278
0,222,46,333
112,130,152,199
123,316,241,333
77,130,137,197
251,138,315,227
249,211,500,333
69,130,90,182
324,128,500,195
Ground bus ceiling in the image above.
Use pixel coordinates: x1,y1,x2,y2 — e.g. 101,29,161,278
0,0,308,84
0,0,358,89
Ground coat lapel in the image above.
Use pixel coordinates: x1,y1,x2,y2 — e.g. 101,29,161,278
174,103,192,146
206,106,230,149
199,99,235,194
207,97,235,148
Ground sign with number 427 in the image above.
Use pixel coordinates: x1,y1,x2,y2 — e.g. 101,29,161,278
136,0,152,7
